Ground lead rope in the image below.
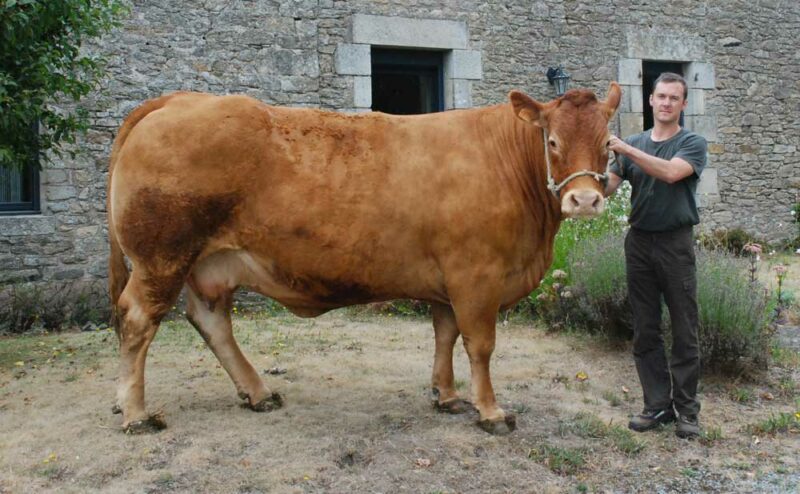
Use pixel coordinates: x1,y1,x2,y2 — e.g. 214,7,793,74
542,127,610,199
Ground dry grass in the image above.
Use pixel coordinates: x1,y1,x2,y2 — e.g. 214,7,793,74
1,311,798,493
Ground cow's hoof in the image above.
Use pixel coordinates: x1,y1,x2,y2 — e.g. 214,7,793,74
248,392,283,412
434,398,472,414
477,414,517,435
123,414,167,434
111,404,122,415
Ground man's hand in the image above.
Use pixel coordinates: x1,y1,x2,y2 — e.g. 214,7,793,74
607,135,632,157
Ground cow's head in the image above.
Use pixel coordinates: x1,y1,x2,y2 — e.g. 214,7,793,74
509,82,622,218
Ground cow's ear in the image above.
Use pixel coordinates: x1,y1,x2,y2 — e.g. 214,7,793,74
509,90,549,127
602,82,622,119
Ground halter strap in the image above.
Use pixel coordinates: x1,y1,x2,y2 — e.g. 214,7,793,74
542,127,611,198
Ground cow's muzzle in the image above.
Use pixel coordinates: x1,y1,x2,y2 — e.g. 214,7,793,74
561,187,605,218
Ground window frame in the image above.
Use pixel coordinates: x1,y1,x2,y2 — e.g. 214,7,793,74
371,48,445,114
0,122,41,215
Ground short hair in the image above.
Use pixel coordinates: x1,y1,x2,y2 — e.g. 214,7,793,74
653,72,688,100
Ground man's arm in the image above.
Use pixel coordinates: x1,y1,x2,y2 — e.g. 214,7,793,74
607,135,694,184
604,172,623,197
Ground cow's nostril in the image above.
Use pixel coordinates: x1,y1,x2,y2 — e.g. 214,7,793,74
570,194,580,208
592,195,601,209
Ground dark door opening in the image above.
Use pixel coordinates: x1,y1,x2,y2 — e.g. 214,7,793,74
642,61,685,131
371,49,444,115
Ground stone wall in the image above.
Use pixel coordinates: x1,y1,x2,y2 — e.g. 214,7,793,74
0,0,797,292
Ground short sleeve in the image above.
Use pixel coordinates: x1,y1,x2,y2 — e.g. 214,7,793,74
674,133,708,178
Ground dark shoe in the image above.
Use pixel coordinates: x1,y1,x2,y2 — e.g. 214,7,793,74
675,414,701,439
628,408,676,432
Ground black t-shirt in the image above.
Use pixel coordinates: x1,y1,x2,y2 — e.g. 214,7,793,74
609,128,707,232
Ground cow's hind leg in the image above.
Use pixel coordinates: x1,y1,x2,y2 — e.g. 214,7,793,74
185,285,282,412
431,302,471,414
115,272,177,434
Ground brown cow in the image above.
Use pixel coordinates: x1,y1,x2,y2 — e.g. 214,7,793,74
108,83,621,434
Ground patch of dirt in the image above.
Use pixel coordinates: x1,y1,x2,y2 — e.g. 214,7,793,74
0,312,798,493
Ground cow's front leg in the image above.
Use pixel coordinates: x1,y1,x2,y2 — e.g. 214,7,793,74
430,302,471,414
185,285,282,412
452,295,516,435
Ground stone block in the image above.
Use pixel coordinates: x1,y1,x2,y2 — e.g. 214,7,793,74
335,43,371,75
47,186,77,201
351,14,467,49
629,86,643,113
43,169,69,185
53,269,85,281
697,167,718,195
619,113,643,138
453,79,472,109
773,144,796,154
617,59,642,85
353,76,371,108
685,89,705,115
0,217,56,236
0,269,40,283
626,30,705,61
446,50,482,80
685,115,718,142
685,62,715,89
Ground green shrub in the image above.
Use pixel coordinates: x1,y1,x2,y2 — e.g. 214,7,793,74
516,182,631,316
695,249,772,371
696,228,765,255
0,281,109,334
541,231,774,374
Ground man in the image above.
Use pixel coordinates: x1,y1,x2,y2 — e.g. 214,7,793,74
605,72,707,439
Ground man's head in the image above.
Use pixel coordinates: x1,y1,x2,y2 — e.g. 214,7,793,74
650,72,688,126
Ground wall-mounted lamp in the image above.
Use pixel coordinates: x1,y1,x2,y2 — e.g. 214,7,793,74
546,66,570,96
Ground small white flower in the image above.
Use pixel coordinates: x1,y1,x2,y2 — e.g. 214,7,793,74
561,291,573,299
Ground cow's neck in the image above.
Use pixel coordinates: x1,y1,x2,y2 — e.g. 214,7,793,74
472,104,563,286
483,104,562,230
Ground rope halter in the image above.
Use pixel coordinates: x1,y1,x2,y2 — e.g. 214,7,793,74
542,127,610,199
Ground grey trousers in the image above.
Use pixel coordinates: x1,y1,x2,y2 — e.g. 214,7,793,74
625,226,701,417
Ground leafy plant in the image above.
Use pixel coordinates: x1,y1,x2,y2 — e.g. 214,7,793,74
0,0,129,170
539,230,774,374
746,412,800,435
528,444,587,475
695,249,772,372
0,281,109,333
558,412,646,457
516,182,631,316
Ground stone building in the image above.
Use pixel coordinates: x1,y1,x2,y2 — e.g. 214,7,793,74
1,0,798,296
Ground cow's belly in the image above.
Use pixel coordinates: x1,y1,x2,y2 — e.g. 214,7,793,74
189,248,444,316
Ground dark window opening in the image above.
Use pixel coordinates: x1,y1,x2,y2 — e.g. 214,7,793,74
0,123,40,215
371,48,444,115
642,61,685,131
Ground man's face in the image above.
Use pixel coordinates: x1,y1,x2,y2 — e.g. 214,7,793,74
649,81,687,125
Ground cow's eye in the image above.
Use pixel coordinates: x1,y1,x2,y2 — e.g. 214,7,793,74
548,139,557,149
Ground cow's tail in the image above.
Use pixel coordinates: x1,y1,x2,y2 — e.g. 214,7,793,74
108,93,181,327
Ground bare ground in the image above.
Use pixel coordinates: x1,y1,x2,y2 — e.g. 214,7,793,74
1,308,798,494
